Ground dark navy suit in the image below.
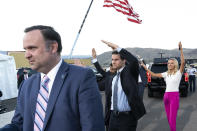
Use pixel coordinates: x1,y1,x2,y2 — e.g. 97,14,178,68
0,61,105,131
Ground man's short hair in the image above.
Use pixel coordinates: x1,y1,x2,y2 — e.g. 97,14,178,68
24,25,62,54
112,50,124,60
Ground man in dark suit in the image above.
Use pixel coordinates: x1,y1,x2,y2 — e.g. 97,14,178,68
101,40,146,131
17,68,33,89
0,25,105,131
138,59,147,100
91,48,116,91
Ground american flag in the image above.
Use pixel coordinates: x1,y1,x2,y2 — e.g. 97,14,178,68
103,0,142,24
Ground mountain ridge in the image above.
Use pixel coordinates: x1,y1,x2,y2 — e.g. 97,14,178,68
97,47,197,67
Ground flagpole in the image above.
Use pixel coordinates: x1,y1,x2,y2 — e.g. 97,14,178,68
69,0,94,58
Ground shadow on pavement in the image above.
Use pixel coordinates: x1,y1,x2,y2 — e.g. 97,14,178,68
0,98,17,114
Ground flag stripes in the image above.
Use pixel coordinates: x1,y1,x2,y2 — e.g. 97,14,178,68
103,0,142,24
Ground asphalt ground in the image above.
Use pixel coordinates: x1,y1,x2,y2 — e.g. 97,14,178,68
1,80,197,131
137,88,197,131
0,98,16,127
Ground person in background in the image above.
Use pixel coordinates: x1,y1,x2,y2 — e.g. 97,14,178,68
92,48,116,131
187,64,197,92
73,59,86,67
0,25,105,131
101,40,146,131
138,58,147,100
141,41,185,131
17,69,29,88
92,48,116,91
92,48,116,75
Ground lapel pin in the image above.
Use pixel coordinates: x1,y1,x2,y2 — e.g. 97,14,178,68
61,74,65,79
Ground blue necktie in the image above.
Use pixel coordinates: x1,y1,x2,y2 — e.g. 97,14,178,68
113,72,120,111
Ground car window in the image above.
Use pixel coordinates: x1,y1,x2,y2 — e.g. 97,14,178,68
151,64,168,73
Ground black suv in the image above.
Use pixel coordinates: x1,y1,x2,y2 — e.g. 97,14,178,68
147,58,189,97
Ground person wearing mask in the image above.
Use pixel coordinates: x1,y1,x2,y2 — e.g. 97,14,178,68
141,42,185,131
0,25,105,131
101,40,146,131
92,48,116,131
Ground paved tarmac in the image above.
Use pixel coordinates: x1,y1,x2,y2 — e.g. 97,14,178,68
1,86,197,131
137,88,197,131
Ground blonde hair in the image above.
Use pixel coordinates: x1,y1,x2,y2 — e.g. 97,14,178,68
167,58,179,75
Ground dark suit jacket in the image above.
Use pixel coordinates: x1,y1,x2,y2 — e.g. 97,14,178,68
93,61,115,91
17,74,31,89
139,65,147,86
105,49,146,125
1,61,105,131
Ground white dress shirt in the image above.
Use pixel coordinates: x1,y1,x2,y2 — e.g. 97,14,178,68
111,66,131,112
40,59,62,96
91,58,97,63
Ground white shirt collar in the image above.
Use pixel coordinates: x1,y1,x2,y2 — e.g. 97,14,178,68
41,59,62,80
117,66,125,73
40,59,62,95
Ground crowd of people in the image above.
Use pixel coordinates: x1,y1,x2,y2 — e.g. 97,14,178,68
0,25,196,131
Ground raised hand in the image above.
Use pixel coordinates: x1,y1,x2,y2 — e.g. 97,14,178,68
101,40,119,50
179,41,182,50
141,62,148,71
179,41,185,73
92,48,97,59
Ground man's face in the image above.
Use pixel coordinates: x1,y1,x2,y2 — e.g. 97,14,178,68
112,54,125,70
23,30,54,73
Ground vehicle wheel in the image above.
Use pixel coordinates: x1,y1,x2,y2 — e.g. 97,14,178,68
148,88,153,97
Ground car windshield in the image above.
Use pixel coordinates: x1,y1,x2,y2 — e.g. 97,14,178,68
151,64,168,73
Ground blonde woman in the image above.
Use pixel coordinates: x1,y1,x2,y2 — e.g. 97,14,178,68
142,42,185,131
